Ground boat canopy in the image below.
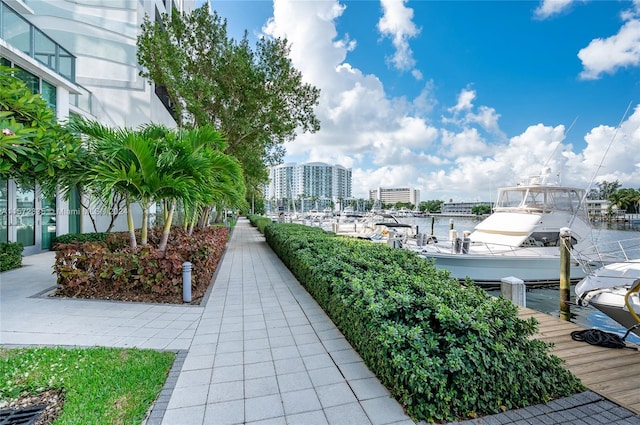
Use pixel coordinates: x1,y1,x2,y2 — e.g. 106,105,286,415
494,185,587,219
471,212,542,246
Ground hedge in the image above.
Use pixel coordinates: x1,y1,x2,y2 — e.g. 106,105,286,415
52,232,108,247
0,242,23,271
260,221,584,423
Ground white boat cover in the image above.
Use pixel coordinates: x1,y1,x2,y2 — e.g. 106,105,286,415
471,212,542,246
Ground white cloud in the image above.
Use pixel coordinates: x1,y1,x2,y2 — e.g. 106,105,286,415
377,0,421,78
259,0,640,202
578,19,640,80
534,0,574,20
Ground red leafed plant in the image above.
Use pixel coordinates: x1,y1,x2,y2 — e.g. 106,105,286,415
53,226,229,304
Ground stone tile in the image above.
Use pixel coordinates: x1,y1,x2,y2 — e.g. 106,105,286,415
181,353,215,371
203,399,244,425
245,376,280,398
174,369,212,388
308,366,346,387
161,405,206,425
245,394,284,422
316,382,358,408
277,371,313,392
281,388,322,415
166,384,208,409
302,353,335,370
274,357,306,375
324,402,373,425
207,380,244,403
271,346,299,360
361,397,411,425
338,361,376,380
215,351,243,367
211,364,244,383
245,361,276,379
245,348,273,364
285,411,329,425
348,377,391,401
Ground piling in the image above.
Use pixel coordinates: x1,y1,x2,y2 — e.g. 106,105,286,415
559,227,571,320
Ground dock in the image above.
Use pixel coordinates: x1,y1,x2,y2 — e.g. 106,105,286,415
519,307,640,415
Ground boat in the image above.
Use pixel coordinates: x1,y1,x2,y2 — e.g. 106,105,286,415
575,260,640,337
412,169,601,285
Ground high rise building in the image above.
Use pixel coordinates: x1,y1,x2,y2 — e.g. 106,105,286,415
0,0,193,254
266,162,352,211
369,187,420,206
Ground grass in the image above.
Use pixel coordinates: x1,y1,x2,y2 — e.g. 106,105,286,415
0,346,175,424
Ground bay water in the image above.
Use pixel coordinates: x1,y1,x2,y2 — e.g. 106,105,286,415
396,215,640,345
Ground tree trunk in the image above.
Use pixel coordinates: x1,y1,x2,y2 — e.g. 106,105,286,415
158,200,175,252
140,202,149,246
126,197,137,248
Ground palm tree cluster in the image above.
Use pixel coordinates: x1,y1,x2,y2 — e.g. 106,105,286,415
63,117,246,251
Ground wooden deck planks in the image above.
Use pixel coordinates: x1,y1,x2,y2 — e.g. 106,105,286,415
518,306,640,415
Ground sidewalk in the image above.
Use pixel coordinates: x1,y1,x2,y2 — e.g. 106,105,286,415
1,218,639,424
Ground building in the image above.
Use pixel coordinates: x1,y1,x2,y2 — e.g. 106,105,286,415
369,187,420,207
0,0,193,254
440,200,492,215
266,162,352,211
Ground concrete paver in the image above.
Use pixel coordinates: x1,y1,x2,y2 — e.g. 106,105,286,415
1,218,639,425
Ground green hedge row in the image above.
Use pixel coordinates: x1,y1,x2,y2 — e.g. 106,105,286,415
261,222,583,423
247,214,274,233
0,242,23,272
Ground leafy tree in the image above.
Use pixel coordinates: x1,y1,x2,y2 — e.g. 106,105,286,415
592,180,621,200
609,187,640,214
0,66,78,192
137,6,321,190
471,204,492,215
419,200,443,213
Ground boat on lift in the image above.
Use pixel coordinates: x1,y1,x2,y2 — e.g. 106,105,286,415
575,240,640,337
413,168,601,285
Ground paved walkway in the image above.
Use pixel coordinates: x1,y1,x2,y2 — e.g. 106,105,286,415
1,218,640,425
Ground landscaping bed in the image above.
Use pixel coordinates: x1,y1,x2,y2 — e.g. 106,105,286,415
52,226,228,304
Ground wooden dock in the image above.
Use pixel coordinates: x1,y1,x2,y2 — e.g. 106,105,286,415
519,306,640,415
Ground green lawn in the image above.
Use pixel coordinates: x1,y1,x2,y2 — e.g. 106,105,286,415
0,346,175,424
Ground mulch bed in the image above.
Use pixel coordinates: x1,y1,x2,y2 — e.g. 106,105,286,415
0,389,64,425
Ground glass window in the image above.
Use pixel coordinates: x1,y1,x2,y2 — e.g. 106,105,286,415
68,185,81,234
41,79,56,113
16,181,35,247
14,66,39,94
2,7,31,55
58,49,74,82
34,28,56,68
0,179,7,243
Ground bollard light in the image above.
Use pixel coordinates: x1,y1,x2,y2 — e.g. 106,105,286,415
182,261,192,303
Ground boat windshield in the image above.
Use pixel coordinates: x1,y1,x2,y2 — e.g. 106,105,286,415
495,186,586,217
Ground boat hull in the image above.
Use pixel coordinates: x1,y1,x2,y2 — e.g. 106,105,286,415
586,294,640,337
419,251,587,285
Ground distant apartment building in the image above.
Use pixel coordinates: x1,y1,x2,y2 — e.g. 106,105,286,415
369,187,420,206
266,162,352,210
1,0,193,254
441,200,492,215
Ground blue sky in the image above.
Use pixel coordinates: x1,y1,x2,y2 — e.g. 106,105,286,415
200,0,640,201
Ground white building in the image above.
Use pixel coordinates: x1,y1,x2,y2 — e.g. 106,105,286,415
0,0,193,254
369,187,420,207
266,162,352,211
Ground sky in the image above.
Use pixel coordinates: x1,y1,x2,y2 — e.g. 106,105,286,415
198,0,640,202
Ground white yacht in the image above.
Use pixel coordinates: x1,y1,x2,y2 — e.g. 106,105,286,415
414,170,600,285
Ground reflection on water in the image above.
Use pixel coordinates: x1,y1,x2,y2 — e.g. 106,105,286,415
402,216,640,345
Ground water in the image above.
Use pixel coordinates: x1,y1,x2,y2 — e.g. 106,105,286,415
397,215,640,345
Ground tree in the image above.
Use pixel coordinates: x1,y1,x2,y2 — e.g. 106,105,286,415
471,204,492,215
419,200,443,213
137,6,321,190
0,66,78,193
596,180,621,200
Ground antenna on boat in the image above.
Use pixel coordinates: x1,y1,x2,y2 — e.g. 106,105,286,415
569,101,634,229
541,116,579,183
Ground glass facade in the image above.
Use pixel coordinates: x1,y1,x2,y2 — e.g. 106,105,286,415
0,1,76,82
15,181,35,247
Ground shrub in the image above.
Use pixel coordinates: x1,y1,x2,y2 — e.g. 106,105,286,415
264,222,584,423
52,232,108,248
53,226,228,303
0,242,23,271
247,214,274,233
